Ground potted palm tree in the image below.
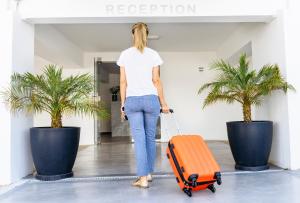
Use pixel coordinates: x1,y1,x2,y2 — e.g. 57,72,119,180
198,54,294,171
2,65,108,180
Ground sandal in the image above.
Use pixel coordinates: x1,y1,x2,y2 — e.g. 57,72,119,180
132,177,149,188
147,174,153,182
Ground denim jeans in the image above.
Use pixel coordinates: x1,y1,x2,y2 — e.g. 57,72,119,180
124,94,160,176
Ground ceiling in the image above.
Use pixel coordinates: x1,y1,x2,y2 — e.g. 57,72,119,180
51,23,241,52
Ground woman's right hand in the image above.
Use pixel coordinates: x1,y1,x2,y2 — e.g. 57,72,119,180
161,103,170,114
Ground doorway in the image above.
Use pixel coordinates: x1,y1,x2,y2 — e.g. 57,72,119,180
94,58,162,145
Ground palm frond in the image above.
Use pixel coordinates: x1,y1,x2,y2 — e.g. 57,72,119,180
198,54,295,121
203,92,238,107
1,65,109,127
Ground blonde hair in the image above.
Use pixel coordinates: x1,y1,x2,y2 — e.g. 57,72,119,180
132,22,149,53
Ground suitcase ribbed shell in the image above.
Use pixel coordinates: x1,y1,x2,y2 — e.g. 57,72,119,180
166,135,221,194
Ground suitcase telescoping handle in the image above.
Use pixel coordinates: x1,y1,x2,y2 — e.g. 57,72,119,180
160,108,182,135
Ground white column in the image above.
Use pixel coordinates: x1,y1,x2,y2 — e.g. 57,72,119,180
284,1,300,170
0,10,34,185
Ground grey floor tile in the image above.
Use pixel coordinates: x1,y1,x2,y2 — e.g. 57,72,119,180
1,171,300,203
73,141,280,177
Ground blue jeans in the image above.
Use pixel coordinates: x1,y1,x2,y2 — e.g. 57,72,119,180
124,94,160,176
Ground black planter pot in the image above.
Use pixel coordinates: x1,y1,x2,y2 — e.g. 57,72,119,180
226,121,273,171
30,127,80,181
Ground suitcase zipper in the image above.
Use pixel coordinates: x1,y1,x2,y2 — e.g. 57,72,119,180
168,142,216,187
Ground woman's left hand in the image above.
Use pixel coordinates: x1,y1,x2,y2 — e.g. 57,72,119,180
120,106,126,120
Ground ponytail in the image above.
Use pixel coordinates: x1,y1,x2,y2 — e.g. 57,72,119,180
132,22,149,53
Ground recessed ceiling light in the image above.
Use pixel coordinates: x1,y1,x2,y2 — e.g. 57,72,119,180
148,35,160,40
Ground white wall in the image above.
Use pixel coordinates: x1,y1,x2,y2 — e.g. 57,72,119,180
84,51,241,142
34,56,95,145
0,12,34,185
0,10,15,186
35,25,83,69
217,13,290,168
18,0,285,23
159,52,242,141
283,0,300,170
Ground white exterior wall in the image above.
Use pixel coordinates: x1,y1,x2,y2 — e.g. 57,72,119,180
283,0,300,170
0,11,15,186
18,0,285,23
0,12,34,185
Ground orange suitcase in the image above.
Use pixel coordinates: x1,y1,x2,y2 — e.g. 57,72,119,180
164,110,222,197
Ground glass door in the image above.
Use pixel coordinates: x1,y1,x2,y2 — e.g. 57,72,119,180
94,57,101,144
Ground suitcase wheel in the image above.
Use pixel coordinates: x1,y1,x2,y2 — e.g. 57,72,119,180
208,184,216,193
183,188,192,197
214,172,222,185
217,177,222,185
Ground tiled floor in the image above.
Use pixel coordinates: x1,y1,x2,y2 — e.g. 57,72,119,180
73,141,280,177
0,140,288,203
1,171,300,203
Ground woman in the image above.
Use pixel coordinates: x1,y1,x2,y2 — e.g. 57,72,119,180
117,22,169,188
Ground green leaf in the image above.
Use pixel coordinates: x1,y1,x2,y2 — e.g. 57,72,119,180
198,54,295,121
1,65,109,127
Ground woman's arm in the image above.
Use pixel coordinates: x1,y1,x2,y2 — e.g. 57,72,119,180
152,66,169,113
120,66,127,117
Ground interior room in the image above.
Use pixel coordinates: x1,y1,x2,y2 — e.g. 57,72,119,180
33,22,283,177
94,60,161,144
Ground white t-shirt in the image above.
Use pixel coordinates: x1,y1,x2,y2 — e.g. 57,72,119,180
117,47,163,97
